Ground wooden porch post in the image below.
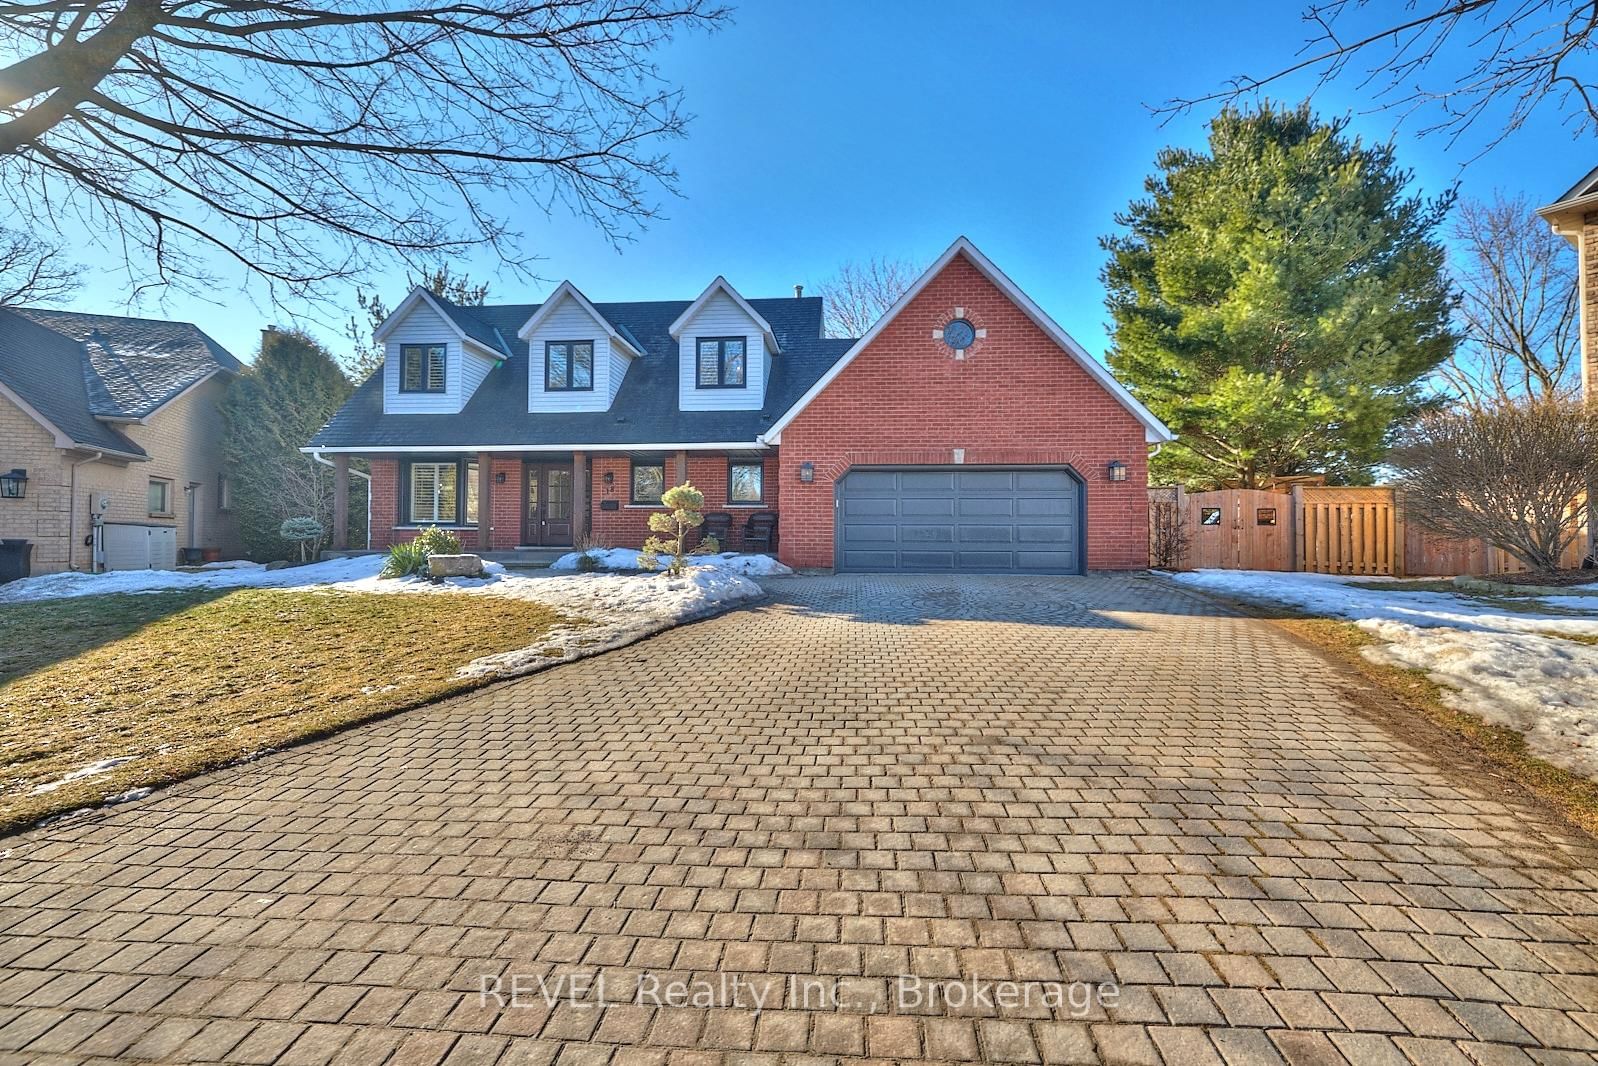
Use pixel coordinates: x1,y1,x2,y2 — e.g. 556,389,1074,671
477,452,493,550
331,454,350,550
572,452,589,543
674,450,688,487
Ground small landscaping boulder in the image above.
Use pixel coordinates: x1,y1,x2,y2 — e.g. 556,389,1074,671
427,553,485,579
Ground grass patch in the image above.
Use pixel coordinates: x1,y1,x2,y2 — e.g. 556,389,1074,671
1274,616,1598,838
1346,579,1464,594
1540,630,1598,646
1,588,579,834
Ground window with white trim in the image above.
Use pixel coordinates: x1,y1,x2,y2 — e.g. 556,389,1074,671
406,460,478,525
728,461,764,504
147,478,172,516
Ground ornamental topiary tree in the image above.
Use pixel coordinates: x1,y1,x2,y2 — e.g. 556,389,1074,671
639,482,719,575
279,516,324,563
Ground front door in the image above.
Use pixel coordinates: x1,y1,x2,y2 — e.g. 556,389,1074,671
523,463,575,546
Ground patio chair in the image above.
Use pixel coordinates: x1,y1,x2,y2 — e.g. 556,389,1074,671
742,511,778,553
698,512,732,551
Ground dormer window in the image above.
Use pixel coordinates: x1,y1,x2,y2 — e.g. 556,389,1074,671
545,340,594,391
400,344,446,393
697,336,747,388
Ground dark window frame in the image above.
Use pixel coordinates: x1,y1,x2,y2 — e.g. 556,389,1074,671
399,457,480,526
399,343,447,394
727,460,765,505
544,339,596,392
695,336,748,389
630,459,666,505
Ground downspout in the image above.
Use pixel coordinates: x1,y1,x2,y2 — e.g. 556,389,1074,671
67,452,103,572
311,450,373,550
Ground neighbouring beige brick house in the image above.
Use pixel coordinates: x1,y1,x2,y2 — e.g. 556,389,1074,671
0,308,245,576
1538,171,1598,562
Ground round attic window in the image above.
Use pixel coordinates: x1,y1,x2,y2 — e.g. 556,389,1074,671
942,318,976,350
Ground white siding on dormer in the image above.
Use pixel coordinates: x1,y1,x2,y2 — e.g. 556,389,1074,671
676,291,768,411
525,294,624,413
382,301,475,414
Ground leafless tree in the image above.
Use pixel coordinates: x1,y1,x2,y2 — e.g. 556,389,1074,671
814,257,916,339
1389,397,1594,571
1442,192,1580,405
0,227,79,305
1158,1,1598,149
344,264,491,381
1148,494,1191,570
0,2,725,303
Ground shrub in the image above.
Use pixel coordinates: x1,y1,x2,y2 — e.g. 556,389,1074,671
639,482,718,575
279,516,325,563
576,552,602,573
380,526,463,579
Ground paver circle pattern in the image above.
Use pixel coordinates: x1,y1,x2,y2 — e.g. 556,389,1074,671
1,573,1596,1065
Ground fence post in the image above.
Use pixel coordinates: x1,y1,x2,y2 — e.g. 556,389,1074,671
1289,485,1304,571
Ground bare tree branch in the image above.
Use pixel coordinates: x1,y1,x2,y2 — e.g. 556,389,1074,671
1156,1,1598,150
0,1,727,305
0,227,81,306
813,257,917,339
1443,191,1580,405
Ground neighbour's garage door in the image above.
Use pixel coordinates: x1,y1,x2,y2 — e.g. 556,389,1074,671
836,467,1083,574
102,523,178,571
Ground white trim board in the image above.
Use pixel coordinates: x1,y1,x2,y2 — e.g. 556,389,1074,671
373,286,508,360
515,281,643,358
761,237,1175,445
300,441,770,454
669,276,782,354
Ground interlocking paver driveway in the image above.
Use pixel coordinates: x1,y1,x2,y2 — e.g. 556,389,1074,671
2,573,1597,1066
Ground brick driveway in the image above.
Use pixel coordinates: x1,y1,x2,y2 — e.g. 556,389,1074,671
2,573,1598,1066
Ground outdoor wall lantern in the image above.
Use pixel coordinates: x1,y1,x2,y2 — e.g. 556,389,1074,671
602,470,615,486
798,462,815,483
1106,460,1128,483
0,469,27,499
495,471,507,484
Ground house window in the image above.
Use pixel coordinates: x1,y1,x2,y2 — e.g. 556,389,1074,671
631,460,665,505
217,474,232,511
546,340,594,391
400,344,447,393
147,479,172,516
406,459,479,525
728,461,764,504
696,337,747,388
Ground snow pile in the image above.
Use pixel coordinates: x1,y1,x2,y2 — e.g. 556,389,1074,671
0,552,767,684
30,756,139,795
197,560,266,571
550,548,793,576
1169,570,1598,779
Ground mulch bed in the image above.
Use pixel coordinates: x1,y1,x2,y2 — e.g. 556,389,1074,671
1490,568,1598,588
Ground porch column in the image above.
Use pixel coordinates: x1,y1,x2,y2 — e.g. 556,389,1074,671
674,450,688,487
572,452,589,543
478,451,493,549
331,454,350,550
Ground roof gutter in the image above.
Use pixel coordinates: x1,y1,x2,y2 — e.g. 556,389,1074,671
300,441,771,454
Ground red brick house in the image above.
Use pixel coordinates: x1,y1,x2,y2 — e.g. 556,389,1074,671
307,238,1173,573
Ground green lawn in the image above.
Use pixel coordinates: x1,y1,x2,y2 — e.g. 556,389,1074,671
0,588,579,833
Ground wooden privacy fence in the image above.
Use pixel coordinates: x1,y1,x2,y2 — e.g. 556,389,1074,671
1151,485,1589,576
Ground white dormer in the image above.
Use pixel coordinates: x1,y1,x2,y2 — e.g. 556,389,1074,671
671,277,779,412
376,287,506,414
517,281,642,413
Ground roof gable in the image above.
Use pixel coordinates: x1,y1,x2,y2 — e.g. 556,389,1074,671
373,286,510,359
763,237,1175,444
670,277,781,354
515,281,643,358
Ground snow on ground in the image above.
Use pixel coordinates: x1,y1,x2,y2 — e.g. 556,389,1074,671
550,548,793,576
30,756,139,795
1168,569,1598,780
0,553,769,682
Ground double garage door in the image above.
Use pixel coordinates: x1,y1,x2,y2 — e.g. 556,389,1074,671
837,467,1083,574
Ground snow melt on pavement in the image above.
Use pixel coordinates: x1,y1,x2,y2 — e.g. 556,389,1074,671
1168,569,1598,780
0,554,768,682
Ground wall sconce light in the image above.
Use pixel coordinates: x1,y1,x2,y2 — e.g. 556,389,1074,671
1106,460,1128,483
798,462,815,483
495,471,506,484
0,469,27,499
602,470,615,486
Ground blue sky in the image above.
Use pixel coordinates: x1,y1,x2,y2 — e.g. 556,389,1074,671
71,0,1594,365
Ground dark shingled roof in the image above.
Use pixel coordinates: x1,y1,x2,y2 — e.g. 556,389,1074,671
310,295,856,449
0,307,242,456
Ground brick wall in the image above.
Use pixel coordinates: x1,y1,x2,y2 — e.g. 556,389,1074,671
775,253,1150,570
589,453,778,550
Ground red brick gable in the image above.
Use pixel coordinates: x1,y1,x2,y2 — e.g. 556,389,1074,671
776,251,1150,569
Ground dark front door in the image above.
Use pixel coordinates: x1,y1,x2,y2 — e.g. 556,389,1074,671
523,463,575,546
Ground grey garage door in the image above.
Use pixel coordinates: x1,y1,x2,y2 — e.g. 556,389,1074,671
836,467,1083,573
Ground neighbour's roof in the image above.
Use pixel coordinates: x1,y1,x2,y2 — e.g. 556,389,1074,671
1554,165,1598,207
0,307,242,456
310,296,857,449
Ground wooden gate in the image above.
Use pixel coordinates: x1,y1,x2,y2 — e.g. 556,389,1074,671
1293,486,1396,576
1184,489,1291,570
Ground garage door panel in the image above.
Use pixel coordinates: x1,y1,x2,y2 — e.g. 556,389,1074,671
837,467,1081,574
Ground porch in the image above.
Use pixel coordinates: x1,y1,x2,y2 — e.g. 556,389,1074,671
330,449,779,554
